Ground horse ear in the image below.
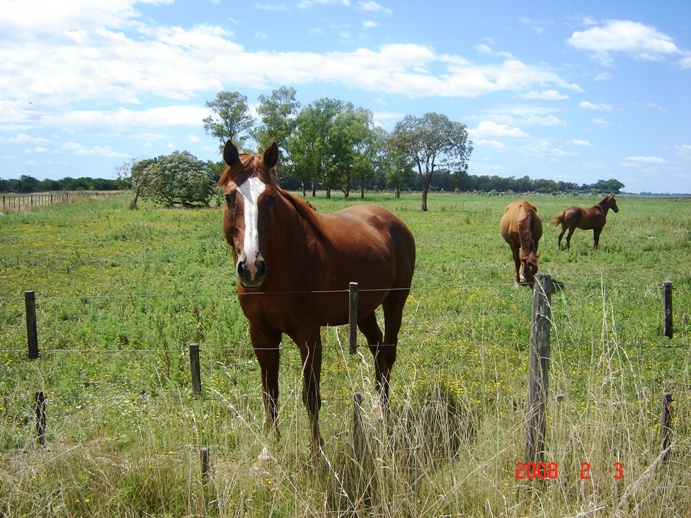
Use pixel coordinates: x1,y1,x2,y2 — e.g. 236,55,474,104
263,142,279,169
223,141,240,166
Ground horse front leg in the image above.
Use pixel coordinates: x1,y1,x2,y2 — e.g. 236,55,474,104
593,227,602,248
250,325,282,441
511,245,521,285
296,332,324,455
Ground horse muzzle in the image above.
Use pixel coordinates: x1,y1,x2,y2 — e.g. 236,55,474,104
237,255,267,288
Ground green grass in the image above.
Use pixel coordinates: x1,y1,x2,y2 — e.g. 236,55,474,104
1,192,689,516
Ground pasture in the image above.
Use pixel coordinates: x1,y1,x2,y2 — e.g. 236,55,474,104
1,192,689,516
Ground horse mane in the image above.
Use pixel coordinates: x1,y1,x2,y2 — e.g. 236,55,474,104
596,193,614,209
518,211,539,264
278,188,327,236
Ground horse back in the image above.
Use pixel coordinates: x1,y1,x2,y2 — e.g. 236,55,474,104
500,200,539,243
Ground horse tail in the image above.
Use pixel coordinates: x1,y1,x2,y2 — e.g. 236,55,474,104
551,211,565,227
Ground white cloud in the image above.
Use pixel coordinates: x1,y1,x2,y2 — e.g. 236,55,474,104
521,89,568,100
580,101,613,111
43,106,209,131
356,1,392,15
474,43,492,55
520,17,553,35
481,105,566,127
298,0,350,8
622,155,668,165
569,139,592,146
567,20,683,66
469,121,529,139
61,142,129,158
256,3,289,11
0,3,583,120
475,139,506,150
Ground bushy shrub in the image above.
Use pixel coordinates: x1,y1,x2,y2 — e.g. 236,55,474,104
132,151,216,207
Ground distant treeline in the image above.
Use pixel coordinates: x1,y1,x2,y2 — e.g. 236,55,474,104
423,171,624,194
1,171,624,196
0,175,130,193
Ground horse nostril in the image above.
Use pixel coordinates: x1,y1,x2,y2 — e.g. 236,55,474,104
257,259,267,278
237,260,246,279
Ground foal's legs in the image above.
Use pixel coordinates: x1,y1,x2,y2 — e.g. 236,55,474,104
593,226,603,248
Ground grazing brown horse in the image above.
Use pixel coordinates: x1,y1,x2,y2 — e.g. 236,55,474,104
218,141,416,455
551,194,619,250
500,200,542,288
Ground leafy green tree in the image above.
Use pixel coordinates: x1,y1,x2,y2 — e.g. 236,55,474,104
253,86,301,153
392,113,472,211
383,130,416,198
133,151,215,207
331,104,375,198
203,91,254,149
286,98,342,197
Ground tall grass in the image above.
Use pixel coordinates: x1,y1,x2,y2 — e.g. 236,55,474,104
1,192,689,516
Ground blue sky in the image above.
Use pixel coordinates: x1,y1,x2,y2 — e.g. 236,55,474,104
1,0,690,193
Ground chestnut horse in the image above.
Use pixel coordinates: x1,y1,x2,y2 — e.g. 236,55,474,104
500,200,542,288
551,194,619,250
218,141,416,455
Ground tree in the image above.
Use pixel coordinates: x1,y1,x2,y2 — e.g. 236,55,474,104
203,91,254,149
253,87,301,153
286,98,342,197
391,113,472,211
383,130,416,198
331,104,375,199
132,151,215,207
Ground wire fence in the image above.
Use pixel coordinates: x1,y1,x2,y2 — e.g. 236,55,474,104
1,278,684,460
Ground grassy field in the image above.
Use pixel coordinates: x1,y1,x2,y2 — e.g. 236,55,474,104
1,192,689,516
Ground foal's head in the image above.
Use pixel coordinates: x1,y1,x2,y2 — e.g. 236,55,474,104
603,194,619,213
218,141,279,288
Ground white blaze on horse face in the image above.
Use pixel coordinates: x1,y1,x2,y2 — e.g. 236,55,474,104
237,177,266,261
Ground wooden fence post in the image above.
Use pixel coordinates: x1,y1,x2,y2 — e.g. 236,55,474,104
525,274,552,463
200,447,210,480
25,290,39,360
349,282,359,354
663,281,673,339
35,391,46,445
189,343,201,397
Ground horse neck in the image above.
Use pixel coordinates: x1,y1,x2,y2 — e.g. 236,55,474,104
271,191,326,250
518,212,537,259
597,196,612,214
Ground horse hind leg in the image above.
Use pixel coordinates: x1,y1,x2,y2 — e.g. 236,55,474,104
565,227,576,250
357,312,388,418
557,224,567,250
